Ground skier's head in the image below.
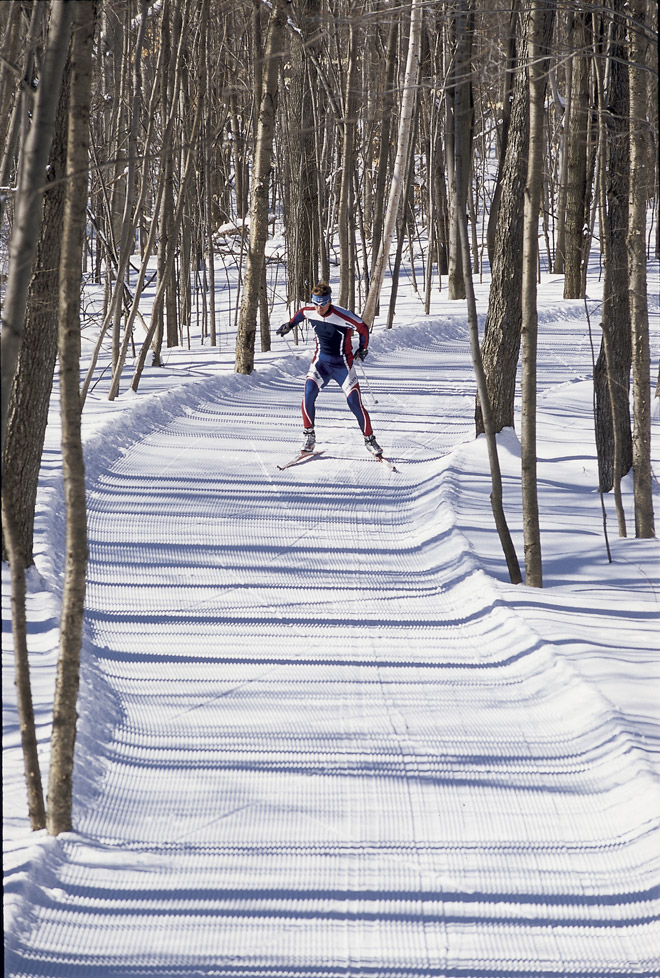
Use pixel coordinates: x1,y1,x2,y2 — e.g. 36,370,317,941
311,283,332,308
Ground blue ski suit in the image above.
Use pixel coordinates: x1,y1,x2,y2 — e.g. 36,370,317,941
284,302,373,437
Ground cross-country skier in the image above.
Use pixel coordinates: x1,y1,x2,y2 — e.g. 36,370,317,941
277,282,383,456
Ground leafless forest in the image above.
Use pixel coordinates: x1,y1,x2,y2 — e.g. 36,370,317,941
0,1,657,831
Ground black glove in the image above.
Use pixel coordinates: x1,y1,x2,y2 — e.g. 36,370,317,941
277,322,293,337
354,347,368,362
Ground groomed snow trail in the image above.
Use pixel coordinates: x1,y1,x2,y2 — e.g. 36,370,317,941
6,316,660,977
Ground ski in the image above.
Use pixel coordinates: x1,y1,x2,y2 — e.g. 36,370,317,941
372,454,399,472
277,450,323,471
278,449,397,472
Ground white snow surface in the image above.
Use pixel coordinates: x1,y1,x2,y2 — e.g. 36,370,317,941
3,264,660,978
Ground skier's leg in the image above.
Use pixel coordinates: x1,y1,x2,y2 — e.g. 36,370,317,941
302,378,320,428
302,359,329,429
346,385,373,437
338,364,374,437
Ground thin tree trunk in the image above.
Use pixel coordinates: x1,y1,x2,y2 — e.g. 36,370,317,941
521,0,555,588
101,22,171,400
386,98,420,330
235,0,288,374
1,0,74,455
553,50,572,274
338,12,360,307
0,2,47,229
0,3,23,168
109,0,148,369
476,12,529,436
563,10,591,299
202,58,217,347
486,0,520,266
454,0,522,586
131,103,203,390
1,496,46,830
628,0,655,538
369,16,398,284
593,0,632,494
362,0,422,328
47,0,97,837
131,3,204,392
2,57,71,566
601,325,627,536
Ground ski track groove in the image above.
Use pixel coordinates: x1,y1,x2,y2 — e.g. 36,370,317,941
6,313,660,977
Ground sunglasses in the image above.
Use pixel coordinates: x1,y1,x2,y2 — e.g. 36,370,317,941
311,294,331,306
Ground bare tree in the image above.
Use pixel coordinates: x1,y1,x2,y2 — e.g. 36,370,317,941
520,0,556,588
593,0,632,498
563,9,593,299
47,0,97,837
476,5,529,436
362,0,423,328
235,0,289,374
627,0,655,538
337,6,364,308
1,497,46,829
131,3,205,392
3,55,72,567
108,0,149,368
454,0,522,585
445,2,474,301
1,0,74,455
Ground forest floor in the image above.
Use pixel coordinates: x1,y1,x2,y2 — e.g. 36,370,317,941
3,259,660,977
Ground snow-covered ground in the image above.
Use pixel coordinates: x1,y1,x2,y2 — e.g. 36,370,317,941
3,257,660,977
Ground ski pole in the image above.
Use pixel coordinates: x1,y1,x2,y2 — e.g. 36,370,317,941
356,360,378,404
282,333,304,358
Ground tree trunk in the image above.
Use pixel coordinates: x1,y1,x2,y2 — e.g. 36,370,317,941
386,111,419,329
627,0,655,538
0,2,47,230
553,51,572,274
338,12,360,307
521,0,555,588
362,0,423,328
369,16,398,285
47,0,97,837
131,3,203,392
0,3,23,167
2,56,71,566
1,496,46,829
1,0,74,455
476,12,529,436
235,0,288,374
287,0,322,308
446,5,473,301
454,0,522,586
486,1,520,266
563,10,591,299
109,0,148,369
593,1,632,496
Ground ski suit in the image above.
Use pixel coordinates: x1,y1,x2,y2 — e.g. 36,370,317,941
285,302,373,437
